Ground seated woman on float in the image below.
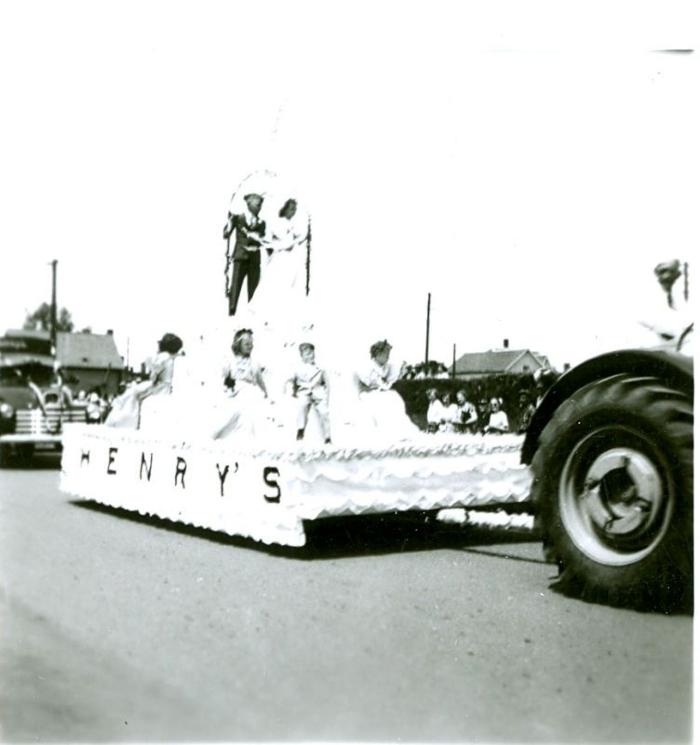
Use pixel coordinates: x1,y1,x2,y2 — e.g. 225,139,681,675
106,332,185,430
354,339,417,441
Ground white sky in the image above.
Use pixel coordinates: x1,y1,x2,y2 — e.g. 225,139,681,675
0,1,697,370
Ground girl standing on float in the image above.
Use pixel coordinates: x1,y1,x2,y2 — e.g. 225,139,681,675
212,328,269,439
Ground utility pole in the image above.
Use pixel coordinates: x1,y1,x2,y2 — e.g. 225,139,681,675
50,259,57,351
452,343,456,378
424,292,431,365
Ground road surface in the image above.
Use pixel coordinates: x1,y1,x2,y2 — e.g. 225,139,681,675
0,455,692,742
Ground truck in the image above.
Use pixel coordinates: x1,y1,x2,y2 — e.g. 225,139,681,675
0,331,87,466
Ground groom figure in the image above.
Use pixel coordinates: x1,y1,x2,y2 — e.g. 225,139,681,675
224,192,266,316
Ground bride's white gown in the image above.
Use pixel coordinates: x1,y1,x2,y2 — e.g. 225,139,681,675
248,215,309,336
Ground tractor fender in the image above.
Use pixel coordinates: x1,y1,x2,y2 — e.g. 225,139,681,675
521,348,694,465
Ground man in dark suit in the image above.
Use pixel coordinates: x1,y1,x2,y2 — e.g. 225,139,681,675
224,193,266,316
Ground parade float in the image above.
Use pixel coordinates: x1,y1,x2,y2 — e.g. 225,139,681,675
60,172,693,610
59,172,534,547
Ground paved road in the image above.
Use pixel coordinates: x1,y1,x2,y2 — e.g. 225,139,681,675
0,456,692,742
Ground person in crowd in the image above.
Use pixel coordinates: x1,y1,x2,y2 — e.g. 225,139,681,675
439,392,458,433
86,388,105,423
355,340,417,440
517,391,536,433
485,397,510,434
534,369,557,407
475,399,490,431
287,342,331,444
224,192,266,316
454,389,478,433
106,333,184,428
426,387,444,433
213,328,268,438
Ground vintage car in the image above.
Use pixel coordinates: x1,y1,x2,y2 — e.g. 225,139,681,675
0,333,87,465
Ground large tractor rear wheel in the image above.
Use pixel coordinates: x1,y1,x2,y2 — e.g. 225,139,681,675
531,374,693,609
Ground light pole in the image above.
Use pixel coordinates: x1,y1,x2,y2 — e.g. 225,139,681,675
424,292,431,366
50,259,57,351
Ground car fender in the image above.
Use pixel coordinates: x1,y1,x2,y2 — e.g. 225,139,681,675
521,349,694,465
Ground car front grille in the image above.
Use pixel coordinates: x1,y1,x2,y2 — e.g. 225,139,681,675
15,407,86,435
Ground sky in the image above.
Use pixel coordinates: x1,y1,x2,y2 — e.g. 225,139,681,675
0,1,697,371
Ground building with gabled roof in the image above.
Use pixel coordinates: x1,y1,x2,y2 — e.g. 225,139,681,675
454,348,549,379
56,331,125,396
3,328,125,396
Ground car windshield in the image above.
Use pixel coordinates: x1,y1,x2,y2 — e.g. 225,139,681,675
0,367,27,386
0,364,55,387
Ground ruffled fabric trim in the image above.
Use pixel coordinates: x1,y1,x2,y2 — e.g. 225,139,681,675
60,424,533,546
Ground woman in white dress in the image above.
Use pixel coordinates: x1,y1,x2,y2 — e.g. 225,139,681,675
250,198,309,334
212,329,269,439
106,333,184,429
354,340,418,441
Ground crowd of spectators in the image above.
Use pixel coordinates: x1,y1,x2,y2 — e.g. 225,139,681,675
392,368,558,435
424,388,535,434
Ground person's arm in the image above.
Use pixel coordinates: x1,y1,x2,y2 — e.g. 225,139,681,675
384,361,403,387
255,365,268,398
356,363,375,392
465,404,478,425
223,212,236,240
245,220,265,250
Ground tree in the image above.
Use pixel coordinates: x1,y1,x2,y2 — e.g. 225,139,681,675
23,303,74,333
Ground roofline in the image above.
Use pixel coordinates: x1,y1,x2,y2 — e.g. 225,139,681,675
504,350,529,371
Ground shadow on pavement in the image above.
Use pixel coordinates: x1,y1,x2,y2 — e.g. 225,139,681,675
547,572,694,616
70,501,689,615
70,500,540,561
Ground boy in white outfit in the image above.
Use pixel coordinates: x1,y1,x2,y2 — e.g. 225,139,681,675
288,342,331,444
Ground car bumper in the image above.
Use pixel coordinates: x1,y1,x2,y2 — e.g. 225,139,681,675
0,433,62,445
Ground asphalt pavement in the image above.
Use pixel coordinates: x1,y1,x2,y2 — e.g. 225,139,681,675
0,455,692,742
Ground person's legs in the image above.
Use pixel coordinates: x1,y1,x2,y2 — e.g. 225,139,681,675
246,251,261,301
312,392,331,442
296,395,311,439
228,259,248,316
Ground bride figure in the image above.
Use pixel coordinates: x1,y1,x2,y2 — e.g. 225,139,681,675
250,197,310,334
